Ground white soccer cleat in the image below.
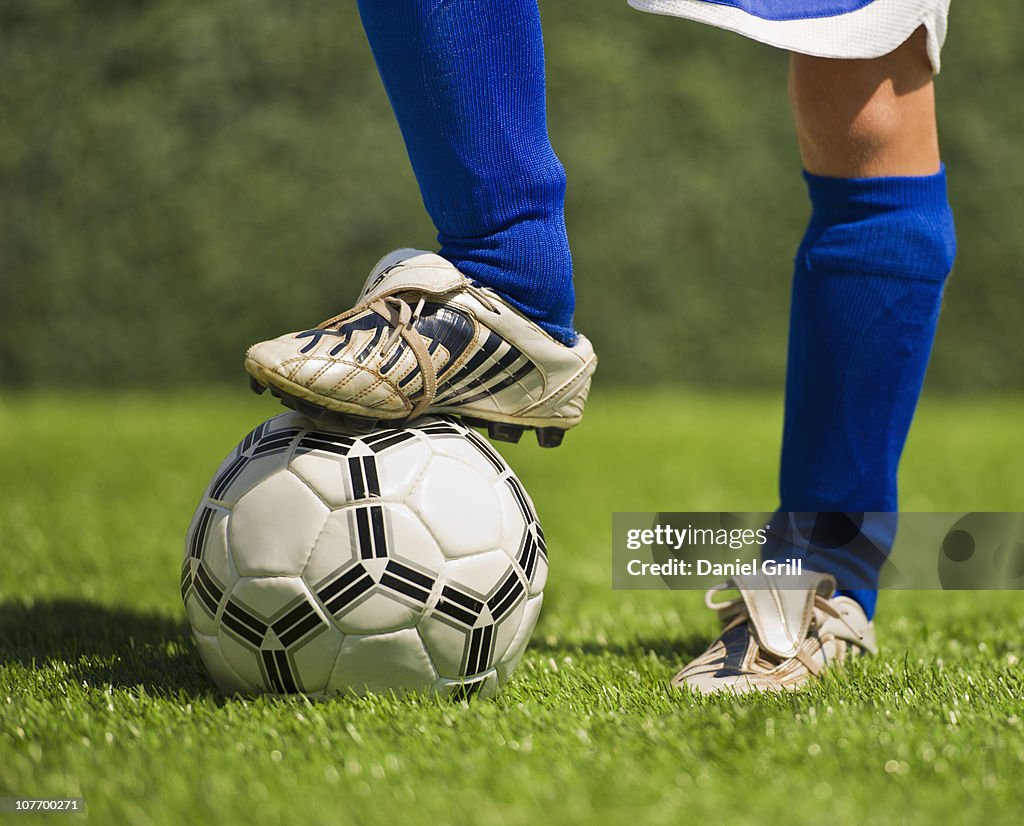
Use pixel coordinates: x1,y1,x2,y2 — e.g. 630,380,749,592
671,571,877,695
245,249,597,447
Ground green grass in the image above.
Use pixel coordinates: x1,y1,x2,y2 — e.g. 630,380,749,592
1,389,1022,826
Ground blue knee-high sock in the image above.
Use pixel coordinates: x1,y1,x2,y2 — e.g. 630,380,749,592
778,168,957,619
357,0,575,344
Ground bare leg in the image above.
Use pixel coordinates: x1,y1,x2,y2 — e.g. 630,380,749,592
788,27,940,177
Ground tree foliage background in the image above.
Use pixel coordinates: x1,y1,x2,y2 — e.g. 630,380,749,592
2,0,1020,390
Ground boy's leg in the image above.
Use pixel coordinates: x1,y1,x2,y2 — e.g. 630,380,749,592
673,23,956,694
246,1,596,443
779,26,955,619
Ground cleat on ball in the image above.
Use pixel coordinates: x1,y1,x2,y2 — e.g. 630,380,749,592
245,249,596,444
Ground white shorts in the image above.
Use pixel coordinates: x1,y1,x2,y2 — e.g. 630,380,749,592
628,0,951,72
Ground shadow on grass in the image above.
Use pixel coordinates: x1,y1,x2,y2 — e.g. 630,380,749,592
0,598,215,697
0,599,713,701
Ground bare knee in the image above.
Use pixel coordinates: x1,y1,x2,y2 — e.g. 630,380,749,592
788,27,940,177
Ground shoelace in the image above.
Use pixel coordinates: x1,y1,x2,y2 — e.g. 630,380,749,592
315,285,500,421
704,584,864,674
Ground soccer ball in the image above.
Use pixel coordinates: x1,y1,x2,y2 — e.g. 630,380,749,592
181,413,546,699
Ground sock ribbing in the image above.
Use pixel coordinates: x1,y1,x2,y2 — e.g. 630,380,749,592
778,167,957,619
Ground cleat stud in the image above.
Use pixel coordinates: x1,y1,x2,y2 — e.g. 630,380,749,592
487,422,524,444
249,376,267,395
536,427,565,448
339,414,381,434
296,400,323,418
462,417,491,431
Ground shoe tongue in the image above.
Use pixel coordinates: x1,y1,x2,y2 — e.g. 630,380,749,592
358,249,468,303
728,571,836,658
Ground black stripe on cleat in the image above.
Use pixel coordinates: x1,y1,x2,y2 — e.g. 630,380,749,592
487,422,524,444
536,427,565,448
249,376,267,395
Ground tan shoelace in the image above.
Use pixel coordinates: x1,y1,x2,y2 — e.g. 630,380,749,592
316,286,500,421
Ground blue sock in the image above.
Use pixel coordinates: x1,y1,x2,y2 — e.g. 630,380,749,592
357,0,576,344
778,168,957,619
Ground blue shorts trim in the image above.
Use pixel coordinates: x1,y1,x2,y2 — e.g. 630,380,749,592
698,1,878,21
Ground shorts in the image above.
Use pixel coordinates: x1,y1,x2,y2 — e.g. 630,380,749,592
627,0,951,72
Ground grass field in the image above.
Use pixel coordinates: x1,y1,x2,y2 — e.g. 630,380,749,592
1,389,1022,825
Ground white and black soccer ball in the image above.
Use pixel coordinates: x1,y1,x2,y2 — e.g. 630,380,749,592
181,413,547,700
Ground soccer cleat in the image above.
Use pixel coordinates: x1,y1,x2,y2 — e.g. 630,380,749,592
245,249,596,447
670,571,877,695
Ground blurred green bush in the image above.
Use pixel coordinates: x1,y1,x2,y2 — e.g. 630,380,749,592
1,0,1020,390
